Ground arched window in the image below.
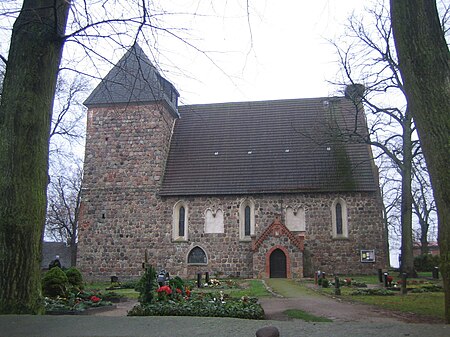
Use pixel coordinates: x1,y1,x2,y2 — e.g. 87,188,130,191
172,201,188,241
239,199,255,241
187,246,207,265
179,206,185,237
244,206,251,236
335,203,343,235
331,198,348,238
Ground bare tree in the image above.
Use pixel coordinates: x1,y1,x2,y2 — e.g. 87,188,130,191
390,0,450,324
331,1,421,276
412,154,437,255
43,72,88,267
46,163,83,267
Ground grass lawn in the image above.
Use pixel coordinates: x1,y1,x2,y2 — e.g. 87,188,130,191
224,279,271,298
266,278,317,297
84,281,140,299
314,276,445,320
351,292,444,318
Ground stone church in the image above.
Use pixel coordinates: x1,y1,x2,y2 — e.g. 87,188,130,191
77,44,387,280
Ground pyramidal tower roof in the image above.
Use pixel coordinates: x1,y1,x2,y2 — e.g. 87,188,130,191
84,43,179,115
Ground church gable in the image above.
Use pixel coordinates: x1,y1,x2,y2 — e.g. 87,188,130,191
253,217,304,252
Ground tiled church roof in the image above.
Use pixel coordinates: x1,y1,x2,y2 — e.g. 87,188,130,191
160,97,379,196
84,43,179,116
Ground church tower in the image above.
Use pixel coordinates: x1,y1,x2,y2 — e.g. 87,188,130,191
77,44,179,279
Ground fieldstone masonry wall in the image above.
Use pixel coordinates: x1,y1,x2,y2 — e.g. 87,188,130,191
79,191,387,280
77,102,387,280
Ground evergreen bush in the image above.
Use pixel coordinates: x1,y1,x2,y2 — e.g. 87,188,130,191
414,254,440,272
136,265,157,304
64,267,83,290
42,267,69,298
321,279,330,288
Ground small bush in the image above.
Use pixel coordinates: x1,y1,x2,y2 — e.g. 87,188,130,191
169,276,185,290
136,265,157,304
410,284,443,293
42,267,69,298
351,281,367,288
414,254,440,272
351,288,395,296
65,267,83,290
321,279,330,288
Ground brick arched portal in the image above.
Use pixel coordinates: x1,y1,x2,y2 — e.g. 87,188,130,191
265,245,291,278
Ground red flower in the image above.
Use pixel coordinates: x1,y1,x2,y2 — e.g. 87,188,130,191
185,289,191,297
386,276,393,283
90,295,101,303
157,285,172,295
176,288,182,294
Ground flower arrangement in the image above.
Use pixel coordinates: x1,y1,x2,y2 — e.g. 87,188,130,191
90,295,101,303
386,275,394,286
157,285,172,295
44,291,111,314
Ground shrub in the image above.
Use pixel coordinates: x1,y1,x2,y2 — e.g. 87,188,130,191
136,265,157,304
410,284,443,293
351,281,367,288
321,279,330,288
169,276,185,291
128,296,264,320
414,254,440,272
42,267,69,298
351,288,395,296
65,267,83,290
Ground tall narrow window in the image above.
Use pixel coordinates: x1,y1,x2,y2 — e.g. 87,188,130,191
331,198,348,238
240,199,255,241
179,206,185,237
335,203,343,235
173,201,188,241
244,206,251,236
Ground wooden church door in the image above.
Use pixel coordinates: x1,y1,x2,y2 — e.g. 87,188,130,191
269,248,287,278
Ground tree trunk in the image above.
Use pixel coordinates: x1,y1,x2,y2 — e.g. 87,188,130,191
390,0,450,323
0,0,70,314
420,218,430,255
400,111,416,277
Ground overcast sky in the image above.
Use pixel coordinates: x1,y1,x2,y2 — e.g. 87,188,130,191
59,0,367,106
159,0,366,105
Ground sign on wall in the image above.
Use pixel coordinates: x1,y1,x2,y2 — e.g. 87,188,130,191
360,249,375,263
